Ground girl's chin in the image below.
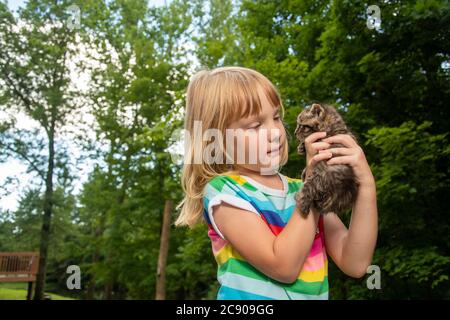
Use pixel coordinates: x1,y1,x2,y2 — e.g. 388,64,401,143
259,157,281,170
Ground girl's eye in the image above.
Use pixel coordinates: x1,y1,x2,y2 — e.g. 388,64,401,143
274,116,281,121
248,123,261,129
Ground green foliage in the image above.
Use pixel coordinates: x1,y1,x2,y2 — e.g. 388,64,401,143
382,246,449,289
166,224,218,299
365,121,450,247
0,0,449,300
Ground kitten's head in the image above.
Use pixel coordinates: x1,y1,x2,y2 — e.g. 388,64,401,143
294,103,347,154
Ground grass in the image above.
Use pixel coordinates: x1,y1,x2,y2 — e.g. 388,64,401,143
0,282,75,300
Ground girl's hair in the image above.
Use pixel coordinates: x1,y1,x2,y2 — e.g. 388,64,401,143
174,66,289,228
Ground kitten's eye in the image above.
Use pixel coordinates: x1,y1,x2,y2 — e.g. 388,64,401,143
302,125,312,132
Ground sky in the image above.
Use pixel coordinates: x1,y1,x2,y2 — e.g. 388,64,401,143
0,0,176,212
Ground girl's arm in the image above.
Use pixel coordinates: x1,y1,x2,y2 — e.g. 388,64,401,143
214,202,320,284
323,182,378,278
319,134,378,278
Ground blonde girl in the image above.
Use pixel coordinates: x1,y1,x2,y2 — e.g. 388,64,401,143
175,66,378,300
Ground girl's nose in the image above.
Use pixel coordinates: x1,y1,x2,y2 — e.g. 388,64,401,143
268,127,282,143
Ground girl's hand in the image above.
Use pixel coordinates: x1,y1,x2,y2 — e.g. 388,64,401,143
319,134,375,187
302,132,333,181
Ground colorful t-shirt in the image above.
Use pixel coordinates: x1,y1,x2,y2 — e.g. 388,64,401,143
202,172,329,300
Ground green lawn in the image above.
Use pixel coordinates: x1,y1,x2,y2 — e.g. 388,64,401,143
0,283,75,300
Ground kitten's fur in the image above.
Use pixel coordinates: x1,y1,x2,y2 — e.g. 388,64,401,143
294,103,359,216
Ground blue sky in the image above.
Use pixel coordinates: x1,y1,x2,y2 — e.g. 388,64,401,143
6,0,26,13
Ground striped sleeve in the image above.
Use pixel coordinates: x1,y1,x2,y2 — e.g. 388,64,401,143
203,175,259,241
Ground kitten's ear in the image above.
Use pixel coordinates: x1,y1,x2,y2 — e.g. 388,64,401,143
311,103,325,119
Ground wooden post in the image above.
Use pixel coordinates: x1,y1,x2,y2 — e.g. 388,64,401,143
27,282,34,300
155,200,173,300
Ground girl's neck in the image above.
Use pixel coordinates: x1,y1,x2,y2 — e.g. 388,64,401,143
236,167,283,191
236,167,278,179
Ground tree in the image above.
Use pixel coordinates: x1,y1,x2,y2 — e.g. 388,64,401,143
74,0,191,298
0,0,83,299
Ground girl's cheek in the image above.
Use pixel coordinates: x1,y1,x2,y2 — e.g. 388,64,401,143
247,134,259,154
275,126,286,143
233,135,250,163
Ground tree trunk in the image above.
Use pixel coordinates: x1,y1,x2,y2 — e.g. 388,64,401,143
155,200,173,300
33,132,55,300
104,282,113,300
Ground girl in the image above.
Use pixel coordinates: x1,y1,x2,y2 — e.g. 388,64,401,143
175,66,378,300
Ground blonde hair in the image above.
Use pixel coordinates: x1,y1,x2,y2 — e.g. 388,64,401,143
174,66,289,228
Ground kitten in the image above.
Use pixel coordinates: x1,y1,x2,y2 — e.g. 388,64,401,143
294,103,359,216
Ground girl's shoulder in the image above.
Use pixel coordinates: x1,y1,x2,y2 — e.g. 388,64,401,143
205,172,304,198
284,175,303,185
203,173,259,199
285,175,303,183
284,174,304,189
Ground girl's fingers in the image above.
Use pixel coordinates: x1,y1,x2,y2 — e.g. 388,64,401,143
305,131,327,145
311,141,331,153
310,151,333,167
327,155,354,165
319,147,352,156
322,134,357,148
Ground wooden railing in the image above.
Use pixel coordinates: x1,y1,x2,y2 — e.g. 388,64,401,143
0,252,39,300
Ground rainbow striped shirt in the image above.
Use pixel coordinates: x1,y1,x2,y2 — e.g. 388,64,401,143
202,172,329,300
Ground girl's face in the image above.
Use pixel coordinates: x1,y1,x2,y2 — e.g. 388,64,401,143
226,87,286,175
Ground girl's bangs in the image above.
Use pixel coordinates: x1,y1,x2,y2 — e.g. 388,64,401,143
225,75,282,125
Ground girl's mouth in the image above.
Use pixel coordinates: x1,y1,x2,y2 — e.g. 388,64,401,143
267,143,283,156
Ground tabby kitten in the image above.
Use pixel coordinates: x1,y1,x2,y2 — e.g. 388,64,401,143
294,103,359,216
